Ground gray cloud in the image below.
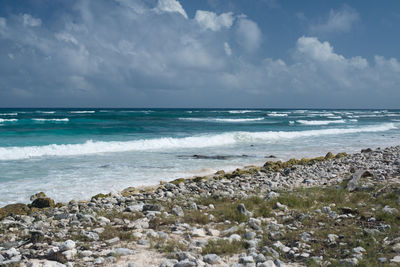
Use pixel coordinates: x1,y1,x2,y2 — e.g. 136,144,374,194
0,0,398,108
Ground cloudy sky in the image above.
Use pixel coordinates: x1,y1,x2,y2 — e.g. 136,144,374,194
0,0,399,108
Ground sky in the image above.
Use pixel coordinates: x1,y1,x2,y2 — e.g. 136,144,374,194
0,0,399,108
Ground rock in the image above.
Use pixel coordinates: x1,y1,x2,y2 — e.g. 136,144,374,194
172,206,184,217
249,218,262,230
5,248,20,258
137,239,150,246
237,203,252,216
266,191,280,200
174,259,196,267
377,257,387,263
94,257,105,264
301,232,311,242
207,229,220,237
391,256,400,263
59,240,76,252
113,248,134,256
31,197,55,208
98,216,111,224
106,237,120,245
47,250,68,264
30,192,47,201
128,263,138,267
361,148,372,153
126,204,144,212
27,260,66,267
62,249,77,260
239,256,254,264
353,246,366,254
160,259,178,267
244,232,256,240
229,234,241,242
327,234,338,243
203,254,220,264
393,243,400,253
143,204,163,212
383,205,398,214
81,231,99,241
0,203,29,219
347,169,374,192
191,228,206,237
274,202,288,212
258,260,276,267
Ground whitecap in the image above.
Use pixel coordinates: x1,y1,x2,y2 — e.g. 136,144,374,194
70,111,95,114
0,118,18,122
0,123,395,161
228,110,261,114
297,120,346,125
179,117,264,122
32,118,69,122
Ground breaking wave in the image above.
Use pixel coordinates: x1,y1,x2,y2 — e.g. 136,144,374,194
0,123,395,161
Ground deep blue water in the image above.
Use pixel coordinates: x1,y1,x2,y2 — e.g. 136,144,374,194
0,108,399,206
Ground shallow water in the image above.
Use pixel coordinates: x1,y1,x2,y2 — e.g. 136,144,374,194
0,108,399,206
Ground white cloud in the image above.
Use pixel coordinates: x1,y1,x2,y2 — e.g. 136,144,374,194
22,14,42,27
310,6,359,34
296,36,367,69
224,42,232,56
55,32,79,45
154,0,187,19
195,10,234,31
236,17,262,52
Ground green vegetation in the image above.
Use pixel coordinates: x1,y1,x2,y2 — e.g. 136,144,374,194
202,239,246,255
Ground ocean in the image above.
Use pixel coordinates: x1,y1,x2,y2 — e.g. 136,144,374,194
0,108,399,206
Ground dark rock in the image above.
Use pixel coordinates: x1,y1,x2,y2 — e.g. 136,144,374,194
30,197,55,208
361,148,373,153
30,230,45,243
143,204,163,212
47,250,68,264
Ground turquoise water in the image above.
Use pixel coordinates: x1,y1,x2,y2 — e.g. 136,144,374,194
0,108,399,206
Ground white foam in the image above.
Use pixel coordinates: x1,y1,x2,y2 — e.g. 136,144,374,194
0,123,395,161
32,118,69,122
70,111,95,114
349,119,358,122
37,111,55,114
327,116,342,119
179,117,264,122
228,110,260,114
297,119,346,125
0,113,18,116
267,113,288,117
0,118,18,122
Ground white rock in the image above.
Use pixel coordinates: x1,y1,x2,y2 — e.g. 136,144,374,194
391,256,400,263
62,249,77,260
192,228,206,237
229,234,241,242
59,240,76,251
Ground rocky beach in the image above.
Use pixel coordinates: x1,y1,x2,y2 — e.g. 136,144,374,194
1,146,400,267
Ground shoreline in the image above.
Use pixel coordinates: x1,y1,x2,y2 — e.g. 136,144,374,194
0,145,399,266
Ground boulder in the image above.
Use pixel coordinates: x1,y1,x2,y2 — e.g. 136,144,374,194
0,203,29,219
31,197,55,208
